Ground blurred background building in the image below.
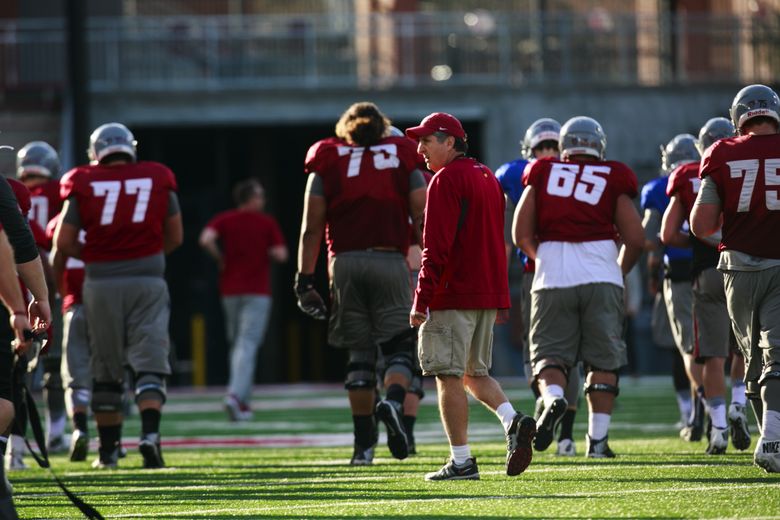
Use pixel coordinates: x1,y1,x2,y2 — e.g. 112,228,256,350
1,0,778,385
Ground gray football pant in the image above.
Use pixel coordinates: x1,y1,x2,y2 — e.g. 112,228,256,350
222,295,271,403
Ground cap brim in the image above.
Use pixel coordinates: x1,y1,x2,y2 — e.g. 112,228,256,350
405,125,435,139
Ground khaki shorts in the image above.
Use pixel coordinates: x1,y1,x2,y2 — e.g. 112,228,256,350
418,309,496,377
722,266,780,384
692,268,730,359
663,278,694,356
530,283,626,373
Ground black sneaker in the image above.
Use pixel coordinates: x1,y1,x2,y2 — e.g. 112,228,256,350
681,394,705,442
506,414,536,476
350,443,375,466
69,429,89,462
533,396,544,422
534,398,567,451
376,399,409,460
91,447,119,469
424,457,479,481
728,403,751,451
586,434,616,458
139,433,165,469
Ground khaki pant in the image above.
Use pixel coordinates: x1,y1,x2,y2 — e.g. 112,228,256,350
418,309,496,377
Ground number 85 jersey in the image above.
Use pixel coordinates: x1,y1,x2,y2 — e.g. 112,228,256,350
60,161,178,263
522,157,638,242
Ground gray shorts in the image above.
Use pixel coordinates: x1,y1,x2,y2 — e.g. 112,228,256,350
530,283,626,373
650,292,676,349
722,266,780,384
61,304,91,390
418,308,496,377
662,278,694,356
521,271,533,364
83,276,171,382
692,268,730,359
328,250,411,351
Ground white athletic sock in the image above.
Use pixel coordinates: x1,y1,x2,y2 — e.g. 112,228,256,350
676,391,692,424
542,384,565,408
10,435,25,455
588,412,611,440
450,444,472,466
495,402,516,434
731,381,747,407
762,410,780,439
709,403,727,430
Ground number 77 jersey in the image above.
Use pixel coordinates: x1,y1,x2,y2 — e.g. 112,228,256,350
60,161,178,263
522,157,638,242
700,134,780,259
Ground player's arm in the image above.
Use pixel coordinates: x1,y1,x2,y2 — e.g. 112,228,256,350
0,231,33,353
54,198,82,259
513,185,537,260
690,176,722,238
297,173,326,275
409,170,427,248
49,245,68,298
614,194,645,275
163,192,183,254
660,195,690,249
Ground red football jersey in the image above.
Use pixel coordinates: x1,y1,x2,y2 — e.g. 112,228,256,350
523,157,638,243
700,133,780,259
27,179,62,232
666,162,700,216
205,210,285,296
8,178,31,217
46,215,84,311
304,135,420,255
60,161,178,263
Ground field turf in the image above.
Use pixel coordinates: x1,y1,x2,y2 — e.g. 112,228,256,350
11,378,780,519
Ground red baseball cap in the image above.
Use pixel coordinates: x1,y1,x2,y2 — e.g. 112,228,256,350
405,112,467,140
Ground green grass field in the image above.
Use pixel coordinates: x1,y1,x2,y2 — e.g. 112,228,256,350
11,378,780,519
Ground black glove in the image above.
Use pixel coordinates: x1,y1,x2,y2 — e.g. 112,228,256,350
294,272,327,320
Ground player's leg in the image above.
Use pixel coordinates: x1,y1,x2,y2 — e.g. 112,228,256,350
61,304,92,461
403,370,424,455
0,314,20,518
556,363,581,456
728,350,751,451
43,300,66,454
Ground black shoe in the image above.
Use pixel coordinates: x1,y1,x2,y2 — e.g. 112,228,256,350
376,399,409,460
139,433,165,469
506,414,536,476
681,394,705,442
91,447,119,469
424,457,479,481
350,443,375,466
533,396,545,422
69,429,89,462
586,434,616,458
534,398,567,451
728,403,751,451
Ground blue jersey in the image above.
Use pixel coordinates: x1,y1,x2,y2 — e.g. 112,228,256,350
495,158,530,266
640,176,691,262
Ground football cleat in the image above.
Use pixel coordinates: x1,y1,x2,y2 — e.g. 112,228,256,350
139,433,165,469
69,430,89,462
91,447,119,469
349,443,375,466
728,403,751,451
376,399,409,460
224,394,252,422
534,397,567,451
424,457,480,481
505,413,536,476
556,438,577,457
705,426,729,455
586,434,616,458
753,436,780,473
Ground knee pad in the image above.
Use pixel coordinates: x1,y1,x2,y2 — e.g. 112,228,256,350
532,358,569,382
758,365,780,386
344,348,378,390
746,380,761,400
584,367,620,396
384,352,415,382
91,381,124,414
134,373,167,405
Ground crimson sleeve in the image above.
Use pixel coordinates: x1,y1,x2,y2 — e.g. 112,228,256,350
0,175,39,263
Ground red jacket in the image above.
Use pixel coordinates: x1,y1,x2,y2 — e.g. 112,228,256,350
414,157,510,312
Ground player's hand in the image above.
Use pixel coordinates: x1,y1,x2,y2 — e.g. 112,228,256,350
294,272,327,320
8,312,32,355
410,310,426,328
29,298,51,332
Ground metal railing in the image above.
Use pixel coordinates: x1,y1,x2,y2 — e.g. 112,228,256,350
1,11,778,93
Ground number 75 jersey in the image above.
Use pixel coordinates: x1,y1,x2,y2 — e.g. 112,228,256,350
522,157,638,242
60,161,178,263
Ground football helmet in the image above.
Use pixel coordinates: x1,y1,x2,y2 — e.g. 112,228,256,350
88,123,137,163
560,116,606,160
16,141,60,179
661,134,700,174
729,84,780,134
522,118,561,160
388,126,404,137
697,117,735,154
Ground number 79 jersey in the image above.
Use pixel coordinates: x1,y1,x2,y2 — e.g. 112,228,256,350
522,157,638,242
305,136,419,255
700,133,780,259
60,161,178,263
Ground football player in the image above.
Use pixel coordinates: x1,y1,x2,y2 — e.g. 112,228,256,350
514,116,644,457
642,134,705,442
54,123,183,469
662,117,752,454
295,103,426,465
16,142,68,455
691,84,780,473
497,118,582,456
